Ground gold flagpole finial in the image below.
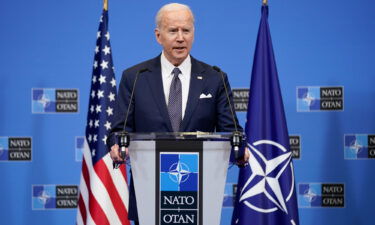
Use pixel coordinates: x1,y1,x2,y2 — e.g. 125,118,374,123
103,0,108,10
262,0,268,5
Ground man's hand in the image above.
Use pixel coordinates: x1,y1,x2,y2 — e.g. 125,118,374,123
109,144,128,162
236,147,250,167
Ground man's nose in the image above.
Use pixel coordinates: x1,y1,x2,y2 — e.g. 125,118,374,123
176,30,184,42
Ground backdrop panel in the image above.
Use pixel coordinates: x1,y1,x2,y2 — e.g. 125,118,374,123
0,0,374,225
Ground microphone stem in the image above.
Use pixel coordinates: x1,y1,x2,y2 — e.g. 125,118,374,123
219,70,238,132
122,70,142,131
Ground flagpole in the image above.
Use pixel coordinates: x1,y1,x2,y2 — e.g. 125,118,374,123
103,0,108,10
262,0,268,5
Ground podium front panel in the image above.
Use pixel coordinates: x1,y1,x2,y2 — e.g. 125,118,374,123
129,140,156,225
129,138,230,225
202,141,231,225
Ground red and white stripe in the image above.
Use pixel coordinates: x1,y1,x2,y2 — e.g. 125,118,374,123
77,139,130,225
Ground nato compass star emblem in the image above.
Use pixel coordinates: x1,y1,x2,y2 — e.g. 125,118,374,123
38,94,51,109
37,190,51,205
349,140,363,155
302,92,315,106
303,187,317,203
168,161,190,185
0,145,4,158
239,140,296,225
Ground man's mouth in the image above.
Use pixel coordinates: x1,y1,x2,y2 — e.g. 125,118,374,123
173,47,186,50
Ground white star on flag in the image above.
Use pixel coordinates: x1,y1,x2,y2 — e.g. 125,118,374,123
91,90,96,99
95,105,102,113
100,60,109,70
102,135,107,144
108,92,115,102
93,60,98,69
92,75,97,84
97,90,104,99
94,120,99,128
102,45,111,55
105,32,110,40
106,106,113,116
110,78,116,87
95,46,99,54
104,121,111,130
99,75,106,84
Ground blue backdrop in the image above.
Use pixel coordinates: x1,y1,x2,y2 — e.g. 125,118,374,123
1,0,374,224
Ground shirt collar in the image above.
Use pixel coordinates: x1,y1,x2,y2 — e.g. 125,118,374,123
161,51,191,77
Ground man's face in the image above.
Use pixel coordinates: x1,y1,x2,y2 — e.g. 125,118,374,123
155,9,194,66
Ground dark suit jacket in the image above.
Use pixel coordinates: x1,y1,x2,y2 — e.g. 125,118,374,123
108,54,242,220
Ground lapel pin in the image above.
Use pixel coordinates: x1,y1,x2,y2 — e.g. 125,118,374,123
197,76,203,80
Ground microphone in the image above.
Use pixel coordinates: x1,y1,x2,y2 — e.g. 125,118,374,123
114,68,148,169
212,66,243,160
122,68,149,132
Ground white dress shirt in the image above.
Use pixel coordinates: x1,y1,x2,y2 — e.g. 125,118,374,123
160,52,191,119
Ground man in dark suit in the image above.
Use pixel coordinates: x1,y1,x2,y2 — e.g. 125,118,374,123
108,2,247,223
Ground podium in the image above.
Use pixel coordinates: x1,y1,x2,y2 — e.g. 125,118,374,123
128,132,232,225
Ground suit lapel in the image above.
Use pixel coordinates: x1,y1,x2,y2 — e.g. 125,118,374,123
181,57,206,131
145,56,173,131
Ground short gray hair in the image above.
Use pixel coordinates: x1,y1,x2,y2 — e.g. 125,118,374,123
155,3,195,29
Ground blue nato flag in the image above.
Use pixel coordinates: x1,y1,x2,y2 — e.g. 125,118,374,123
231,5,300,225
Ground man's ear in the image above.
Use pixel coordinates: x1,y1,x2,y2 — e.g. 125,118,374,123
154,28,162,45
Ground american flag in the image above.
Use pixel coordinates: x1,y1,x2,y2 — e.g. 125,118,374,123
76,8,130,225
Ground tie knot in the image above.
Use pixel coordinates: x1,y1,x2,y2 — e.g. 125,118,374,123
172,67,181,77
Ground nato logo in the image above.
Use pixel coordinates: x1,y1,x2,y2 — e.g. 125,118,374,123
239,140,296,222
345,134,375,159
32,88,79,113
160,153,199,225
289,135,301,159
232,88,249,112
75,136,85,162
0,137,32,161
0,137,8,161
298,183,344,208
32,185,78,210
160,153,198,191
297,86,343,111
